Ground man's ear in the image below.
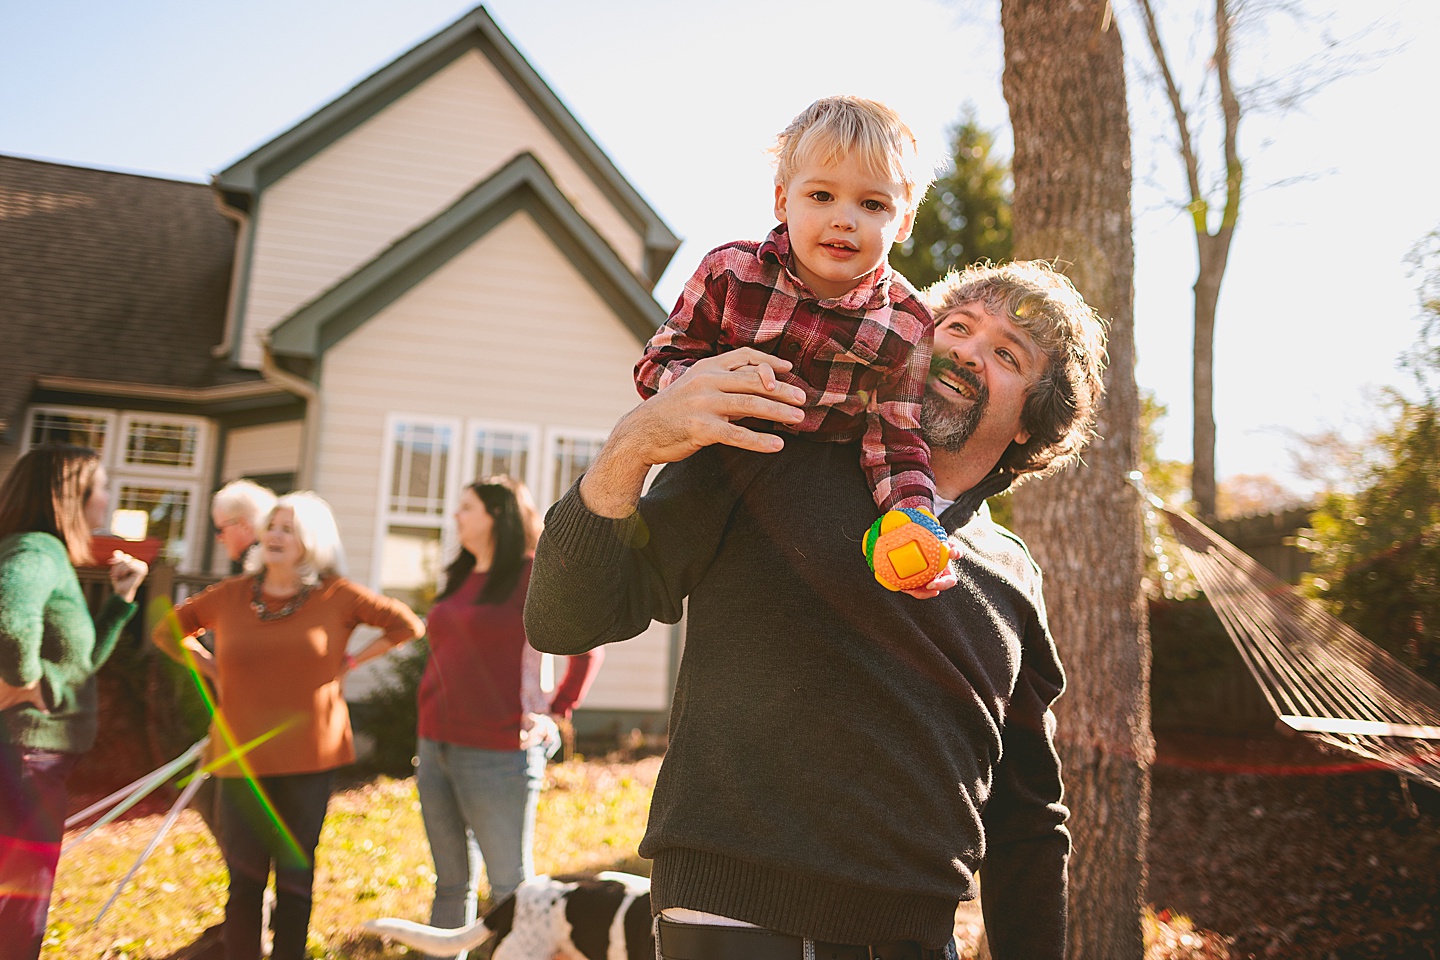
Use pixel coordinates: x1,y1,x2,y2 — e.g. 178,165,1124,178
774,182,788,223
1013,425,1032,445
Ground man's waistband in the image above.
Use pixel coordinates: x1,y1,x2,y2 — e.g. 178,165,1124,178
657,917,949,960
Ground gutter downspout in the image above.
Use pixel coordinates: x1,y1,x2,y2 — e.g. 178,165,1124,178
259,335,320,490
211,186,251,360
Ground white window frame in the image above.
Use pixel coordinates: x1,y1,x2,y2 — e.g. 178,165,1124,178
461,419,541,495
115,412,209,479
23,405,212,573
22,405,118,462
371,414,463,592
541,427,610,509
112,478,205,570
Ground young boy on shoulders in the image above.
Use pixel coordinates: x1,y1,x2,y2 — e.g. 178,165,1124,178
635,96,950,595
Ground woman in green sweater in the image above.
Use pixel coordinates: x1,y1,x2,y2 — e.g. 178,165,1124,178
0,444,149,960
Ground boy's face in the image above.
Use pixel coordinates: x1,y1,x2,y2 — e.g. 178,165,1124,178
774,157,914,300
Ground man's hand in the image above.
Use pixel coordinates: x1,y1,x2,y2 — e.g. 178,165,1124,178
580,349,807,518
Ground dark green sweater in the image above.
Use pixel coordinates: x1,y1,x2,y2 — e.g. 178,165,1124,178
525,438,1070,958
0,532,137,753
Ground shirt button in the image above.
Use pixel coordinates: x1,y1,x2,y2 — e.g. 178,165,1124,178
781,342,801,357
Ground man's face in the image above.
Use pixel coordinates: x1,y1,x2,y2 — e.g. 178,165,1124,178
213,511,256,563
921,300,1043,459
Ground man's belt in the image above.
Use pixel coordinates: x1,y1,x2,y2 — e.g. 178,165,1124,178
657,917,947,960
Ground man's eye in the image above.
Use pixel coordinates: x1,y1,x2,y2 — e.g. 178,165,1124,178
998,348,1019,369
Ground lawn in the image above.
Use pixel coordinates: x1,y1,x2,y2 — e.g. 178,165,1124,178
45,750,1240,960
45,755,659,960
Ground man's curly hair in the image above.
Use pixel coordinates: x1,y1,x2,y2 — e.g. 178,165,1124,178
927,261,1109,480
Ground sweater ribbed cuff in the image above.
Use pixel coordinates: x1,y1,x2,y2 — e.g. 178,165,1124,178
650,848,958,949
542,482,648,568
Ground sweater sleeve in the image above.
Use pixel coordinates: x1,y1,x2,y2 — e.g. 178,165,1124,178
88,595,139,674
549,648,604,717
0,536,68,686
343,580,425,647
979,594,1071,960
524,446,763,656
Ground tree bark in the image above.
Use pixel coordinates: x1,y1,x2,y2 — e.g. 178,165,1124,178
1000,2,1153,958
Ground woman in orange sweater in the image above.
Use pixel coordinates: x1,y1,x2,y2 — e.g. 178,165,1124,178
153,491,423,960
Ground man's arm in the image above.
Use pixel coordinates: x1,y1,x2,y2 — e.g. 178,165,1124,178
580,348,807,518
525,350,807,654
980,611,1071,960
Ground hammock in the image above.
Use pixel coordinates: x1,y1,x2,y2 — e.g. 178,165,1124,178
1141,492,1440,790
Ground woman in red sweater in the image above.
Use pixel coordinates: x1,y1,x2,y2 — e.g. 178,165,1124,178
154,491,422,960
415,477,601,951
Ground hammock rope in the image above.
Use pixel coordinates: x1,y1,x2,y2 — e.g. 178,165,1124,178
1137,484,1440,789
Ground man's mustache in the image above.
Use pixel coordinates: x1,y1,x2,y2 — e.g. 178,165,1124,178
929,357,987,405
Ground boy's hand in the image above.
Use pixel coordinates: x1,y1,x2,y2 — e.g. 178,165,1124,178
900,535,963,600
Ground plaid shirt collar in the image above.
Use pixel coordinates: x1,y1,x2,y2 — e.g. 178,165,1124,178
758,224,895,311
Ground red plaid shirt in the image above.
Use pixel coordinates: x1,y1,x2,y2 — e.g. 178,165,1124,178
636,225,935,513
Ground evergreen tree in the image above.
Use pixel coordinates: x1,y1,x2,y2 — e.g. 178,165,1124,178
891,107,1012,291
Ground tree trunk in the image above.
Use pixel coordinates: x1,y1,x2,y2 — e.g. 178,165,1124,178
1000,2,1153,958
1192,228,1235,520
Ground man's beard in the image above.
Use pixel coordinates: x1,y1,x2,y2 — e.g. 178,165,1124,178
920,360,987,453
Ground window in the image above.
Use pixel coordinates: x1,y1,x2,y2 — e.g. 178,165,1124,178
115,482,200,567
375,418,553,608
119,416,203,472
466,422,539,491
387,421,455,518
374,417,461,611
25,407,114,458
544,430,608,508
23,406,211,572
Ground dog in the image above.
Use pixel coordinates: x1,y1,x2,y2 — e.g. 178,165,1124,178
363,871,653,960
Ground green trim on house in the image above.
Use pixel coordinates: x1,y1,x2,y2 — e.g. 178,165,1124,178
267,152,666,362
213,5,679,285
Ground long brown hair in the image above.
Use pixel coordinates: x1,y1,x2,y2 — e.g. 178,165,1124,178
0,444,103,565
437,476,542,606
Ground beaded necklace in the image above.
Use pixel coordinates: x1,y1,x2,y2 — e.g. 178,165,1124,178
249,573,314,621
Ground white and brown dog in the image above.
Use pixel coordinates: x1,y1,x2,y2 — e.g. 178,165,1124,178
363,872,653,960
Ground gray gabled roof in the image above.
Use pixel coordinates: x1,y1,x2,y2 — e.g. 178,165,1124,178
0,155,266,439
267,151,666,361
214,4,680,285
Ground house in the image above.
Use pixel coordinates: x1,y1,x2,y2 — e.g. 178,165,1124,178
0,5,682,738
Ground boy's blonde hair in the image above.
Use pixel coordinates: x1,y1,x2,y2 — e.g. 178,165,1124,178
771,96,932,211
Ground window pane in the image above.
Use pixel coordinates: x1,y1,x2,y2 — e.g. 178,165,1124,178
117,484,192,566
124,419,199,470
30,410,108,453
550,435,605,505
389,423,452,516
472,427,531,484
379,524,442,613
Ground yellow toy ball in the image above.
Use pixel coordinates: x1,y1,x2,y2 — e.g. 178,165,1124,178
862,508,951,592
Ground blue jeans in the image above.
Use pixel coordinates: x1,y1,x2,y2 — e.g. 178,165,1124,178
415,738,545,957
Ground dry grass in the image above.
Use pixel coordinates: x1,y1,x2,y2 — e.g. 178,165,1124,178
45,755,660,959
45,752,1223,959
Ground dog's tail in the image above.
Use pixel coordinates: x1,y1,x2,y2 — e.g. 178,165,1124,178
361,908,504,956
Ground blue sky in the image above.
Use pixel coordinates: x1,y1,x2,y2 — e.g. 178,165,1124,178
3,0,1437,496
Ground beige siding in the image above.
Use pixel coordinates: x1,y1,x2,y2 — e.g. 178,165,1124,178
221,420,303,479
239,49,645,369
316,212,667,713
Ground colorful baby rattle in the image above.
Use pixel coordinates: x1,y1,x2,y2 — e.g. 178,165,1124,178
863,507,951,592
